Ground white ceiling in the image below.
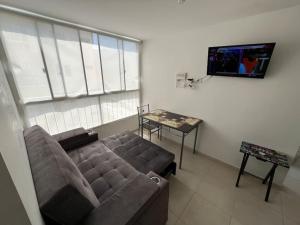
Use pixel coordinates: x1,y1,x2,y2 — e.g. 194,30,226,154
0,0,300,40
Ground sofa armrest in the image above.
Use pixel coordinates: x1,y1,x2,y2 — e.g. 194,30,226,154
146,171,168,187
82,174,160,225
134,172,169,225
53,128,98,151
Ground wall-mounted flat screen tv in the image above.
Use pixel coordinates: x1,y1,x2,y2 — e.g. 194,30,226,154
207,43,276,78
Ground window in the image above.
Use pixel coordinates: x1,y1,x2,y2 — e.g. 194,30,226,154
100,91,139,124
99,35,123,92
0,11,140,134
24,96,102,134
0,13,52,103
123,41,139,90
24,91,139,134
80,31,104,95
54,25,87,97
37,22,66,97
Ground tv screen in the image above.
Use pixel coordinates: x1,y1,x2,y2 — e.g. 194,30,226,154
207,43,275,78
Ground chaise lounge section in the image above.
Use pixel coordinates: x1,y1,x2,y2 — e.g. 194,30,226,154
24,126,170,225
100,131,176,176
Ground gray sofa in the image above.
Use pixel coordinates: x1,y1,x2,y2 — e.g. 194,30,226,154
24,126,170,225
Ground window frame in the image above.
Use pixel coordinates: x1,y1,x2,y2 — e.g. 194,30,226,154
0,9,141,133
0,10,141,106
31,24,140,104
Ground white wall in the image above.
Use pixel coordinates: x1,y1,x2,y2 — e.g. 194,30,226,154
142,5,300,184
284,148,300,195
0,153,31,225
0,62,44,225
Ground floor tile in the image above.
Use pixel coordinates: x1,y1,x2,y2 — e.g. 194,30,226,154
181,193,231,225
195,178,235,215
284,218,300,225
281,191,300,224
168,175,195,217
166,210,178,225
232,193,284,225
173,167,201,191
140,134,299,225
234,176,283,213
175,218,187,225
230,217,246,225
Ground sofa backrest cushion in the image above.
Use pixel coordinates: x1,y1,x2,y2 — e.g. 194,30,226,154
24,126,100,225
52,128,92,151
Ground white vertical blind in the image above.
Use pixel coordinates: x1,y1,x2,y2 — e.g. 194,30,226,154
0,12,52,103
100,91,139,124
54,25,87,97
24,96,102,134
37,22,65,97
123,41,139,90
24,91,139,135
99,35,122,92
80,31,104,95
118,40,126,91
0,11,140,135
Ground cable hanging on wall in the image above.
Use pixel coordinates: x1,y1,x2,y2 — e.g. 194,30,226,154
176,72,210,89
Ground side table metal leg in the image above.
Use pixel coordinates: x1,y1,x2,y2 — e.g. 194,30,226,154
179,133,185,169
193,125,199,154
265,164,277,202
235,153,249,187
263,166,274,184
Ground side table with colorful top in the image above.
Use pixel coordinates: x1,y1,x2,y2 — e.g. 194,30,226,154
235,141,289,202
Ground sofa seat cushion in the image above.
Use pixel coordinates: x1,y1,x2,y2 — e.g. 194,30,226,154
101,131,175,175
68,142,139,202
24,125,99,225
82,173,160,225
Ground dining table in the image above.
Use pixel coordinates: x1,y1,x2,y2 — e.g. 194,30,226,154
141,109,203,169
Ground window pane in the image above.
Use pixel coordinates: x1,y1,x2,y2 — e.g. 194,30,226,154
118,40,126,91
100,90,139,124
54,25,86,97
123,41,139,90
24,96,102,135
0,12,52,103
80,31,104,94
99,35,122,92
37,22,65,97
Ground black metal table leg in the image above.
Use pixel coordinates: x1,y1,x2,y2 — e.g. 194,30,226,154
141,120,144,138
179,132,185,169
193,125,199,154
235,153,249,187
265,164,277,202
262,165,274,184
160,126,162,140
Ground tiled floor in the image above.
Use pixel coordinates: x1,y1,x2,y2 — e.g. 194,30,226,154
145,134,300,225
